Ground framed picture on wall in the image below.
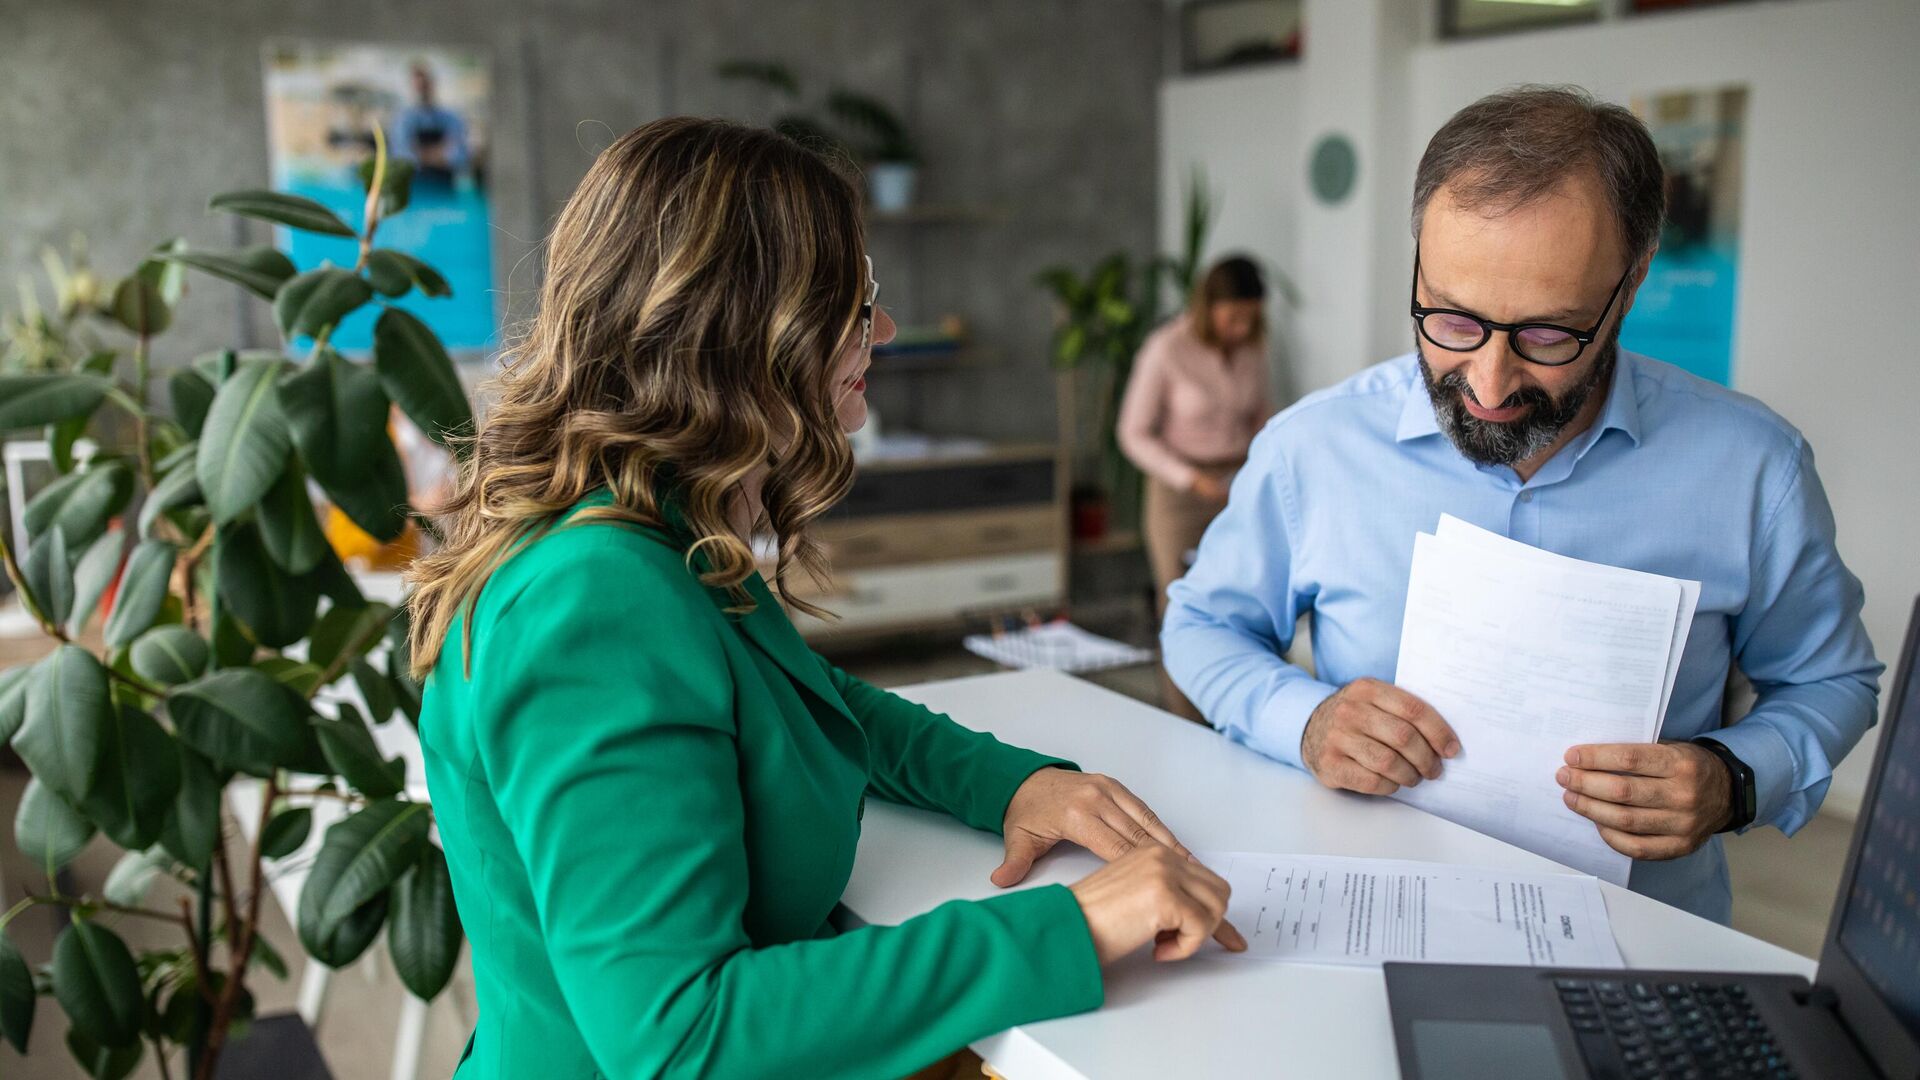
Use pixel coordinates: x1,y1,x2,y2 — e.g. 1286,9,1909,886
1179,0,1303,74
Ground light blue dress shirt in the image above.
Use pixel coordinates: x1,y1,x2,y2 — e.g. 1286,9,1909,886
1163,351,1883,923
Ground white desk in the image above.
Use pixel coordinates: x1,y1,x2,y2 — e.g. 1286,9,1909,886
841,669,1815,1080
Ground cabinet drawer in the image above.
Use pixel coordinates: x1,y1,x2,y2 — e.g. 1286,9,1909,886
829,458,1055,519
814,506,1060,570
787,553,1062,635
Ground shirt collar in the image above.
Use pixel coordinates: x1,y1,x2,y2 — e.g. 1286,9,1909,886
1394,349,1643,449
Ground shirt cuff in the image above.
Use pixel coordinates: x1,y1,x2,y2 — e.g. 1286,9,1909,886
1698,720,1802,833
1252,678,1341,771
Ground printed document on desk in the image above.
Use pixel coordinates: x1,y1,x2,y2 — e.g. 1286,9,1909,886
1390,522,1696,885
1197,852,1623,969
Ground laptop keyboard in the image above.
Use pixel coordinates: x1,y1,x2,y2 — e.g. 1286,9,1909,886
1554,977,1797,1079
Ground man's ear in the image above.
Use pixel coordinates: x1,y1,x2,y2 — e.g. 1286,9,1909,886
1618,246,1659,318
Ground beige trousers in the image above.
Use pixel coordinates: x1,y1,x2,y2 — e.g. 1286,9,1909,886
1144,461,1239,723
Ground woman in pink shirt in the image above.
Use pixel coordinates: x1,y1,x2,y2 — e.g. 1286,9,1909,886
1118,255,1273,720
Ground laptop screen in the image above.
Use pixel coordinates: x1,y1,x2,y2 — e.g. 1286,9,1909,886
1834,631,1920,1042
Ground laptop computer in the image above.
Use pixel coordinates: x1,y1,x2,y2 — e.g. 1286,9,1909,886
1385,595,1920,1080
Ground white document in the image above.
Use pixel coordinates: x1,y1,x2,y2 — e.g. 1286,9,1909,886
1435,516,1701,734
1392,528,1685,885
1198,852,1623,969
962,620,1155,673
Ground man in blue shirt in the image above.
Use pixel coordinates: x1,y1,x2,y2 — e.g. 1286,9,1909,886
1162,86,1881,924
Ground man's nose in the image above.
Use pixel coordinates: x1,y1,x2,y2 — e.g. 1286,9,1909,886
1463,337,1527,407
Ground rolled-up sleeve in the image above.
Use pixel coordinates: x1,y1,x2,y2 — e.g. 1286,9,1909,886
1716,439,1883,833
1161,432,1337,768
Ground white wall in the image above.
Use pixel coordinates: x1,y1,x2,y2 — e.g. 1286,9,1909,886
1161,0,1920,815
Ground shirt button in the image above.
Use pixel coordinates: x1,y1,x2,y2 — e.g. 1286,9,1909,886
1519,491,1534,503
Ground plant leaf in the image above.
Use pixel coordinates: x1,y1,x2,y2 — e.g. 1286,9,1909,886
196,357,291,525
77,704,181,852
208,190,355,237
261,805,314,860
373,307,472,448
24,459,134,547
160,246,297,301
314,703,405,798
309,602,394,676
298,800,429,967
166,667,317,778
157,745,221,870
103,539,177,648
350,657,396,725
167,367,217,438
52,921,145,1050
364,249,450,299
389,844,463,998
15,777,95,875
278,348,409,540
103,847,174,908
129,625,209,687
215,523,319,649
68,527,128,636
23,526,76,627
0,665,32,744
0,373,111,432
257,460,327,574
14,646,113,803
138,463,202,539
0,930,33,1053
64,1026,144,1080
356,157,415,218
274,267,373,341
254,656,326,697
110,275,171,337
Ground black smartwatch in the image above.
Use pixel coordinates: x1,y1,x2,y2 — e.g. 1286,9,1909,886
1692,736,1757,833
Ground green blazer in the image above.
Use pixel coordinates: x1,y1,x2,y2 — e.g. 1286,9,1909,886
419,491,1103,1078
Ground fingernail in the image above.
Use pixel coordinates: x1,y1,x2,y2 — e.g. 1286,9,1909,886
1446,741,1461,758
1563,790,1578,808
1556,767,1570,786
1566,748,1582,766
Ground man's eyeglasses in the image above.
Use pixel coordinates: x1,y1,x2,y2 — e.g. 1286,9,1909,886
1410,247,1631,367
858,255,879,353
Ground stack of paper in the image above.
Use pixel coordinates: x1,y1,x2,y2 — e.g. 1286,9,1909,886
1390,516,1700,886
962,620,1155,674
1197,851,1623,969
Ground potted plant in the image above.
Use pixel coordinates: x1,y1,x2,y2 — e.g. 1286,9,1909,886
717,60,923,212
0,131,470,1080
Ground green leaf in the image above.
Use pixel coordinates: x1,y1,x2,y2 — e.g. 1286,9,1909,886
357,157,415,218
390,666,422,727
196,357,292,525
261,805,314,860
0,931,33,1053
0,665,31,744
168,367,217,438
309,602,395,676
24,459,134,547
103,847,173,907
15,777,96,874
0,373,111,431
364,249,451,299
155,438,198,476
278,348,409,540
130,626,210,687
248,930,290,981
315,703,405,798
298,799,429,968
103,539,177,648
49,413,89,473
65,1026,144,1080
166,667,316,778
254,656,326,697
77,704,181,852
389,844,463,999
258,461,327,573
210,607,255,669
110,275,171,337
157,745,221,870
14,645,114,803
274,267,374,341
23,525,76,627
307,891,390,971
350,657,396,725
52,921,144,1049
68,526,128,636
160,246,297,301
139,238,189,305
208,190,355,237
373,307,472,448
138,463,202,540
216,523,319,649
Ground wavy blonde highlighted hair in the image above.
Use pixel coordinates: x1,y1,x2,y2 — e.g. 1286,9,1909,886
406,117,865,678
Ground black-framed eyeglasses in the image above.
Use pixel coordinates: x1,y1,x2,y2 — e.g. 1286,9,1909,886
858,255,879,352
1410,247,1631,367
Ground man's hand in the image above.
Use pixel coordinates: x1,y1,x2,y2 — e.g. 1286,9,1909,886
1300,678,1460,795
1557,742,1733,860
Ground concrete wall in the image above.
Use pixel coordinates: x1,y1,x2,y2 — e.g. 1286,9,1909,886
0,0,1166,444
1161,0,1920,814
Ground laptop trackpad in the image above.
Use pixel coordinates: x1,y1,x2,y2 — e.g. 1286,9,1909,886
1412,1019,1574,1080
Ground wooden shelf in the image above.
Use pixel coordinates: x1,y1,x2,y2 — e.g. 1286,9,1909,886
1072,529,1141,555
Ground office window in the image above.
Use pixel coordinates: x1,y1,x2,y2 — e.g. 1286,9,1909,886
1179,0,1304,74
1443,0,1603,38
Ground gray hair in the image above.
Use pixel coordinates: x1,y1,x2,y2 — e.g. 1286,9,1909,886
1411,85,1666,260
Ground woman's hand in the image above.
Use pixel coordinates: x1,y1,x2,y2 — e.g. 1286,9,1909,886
1069,846,1245,963
1189,473,1230,502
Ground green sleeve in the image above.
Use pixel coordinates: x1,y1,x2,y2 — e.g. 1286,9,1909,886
477,541,1102,1079
819,659,1078,833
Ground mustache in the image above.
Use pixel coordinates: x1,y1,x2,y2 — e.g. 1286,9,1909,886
1437,369,1552,414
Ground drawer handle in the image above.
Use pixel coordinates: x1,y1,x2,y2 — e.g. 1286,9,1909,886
977,526,1018,543
980,574,1020,592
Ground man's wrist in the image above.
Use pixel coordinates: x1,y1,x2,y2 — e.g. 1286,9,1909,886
1692,736,1757,833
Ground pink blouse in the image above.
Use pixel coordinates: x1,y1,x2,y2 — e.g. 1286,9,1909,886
1117,313,1272,490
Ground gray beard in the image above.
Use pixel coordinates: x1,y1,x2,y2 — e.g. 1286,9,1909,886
1417,332,1618,468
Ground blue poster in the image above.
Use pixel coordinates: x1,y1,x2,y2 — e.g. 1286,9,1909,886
1620,86,1747,387
263,42,497,354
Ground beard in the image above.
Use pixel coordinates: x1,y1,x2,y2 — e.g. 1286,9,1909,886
1418,329,1618,468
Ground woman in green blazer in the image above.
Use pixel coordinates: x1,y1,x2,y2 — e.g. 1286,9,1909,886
407,118,1242,1079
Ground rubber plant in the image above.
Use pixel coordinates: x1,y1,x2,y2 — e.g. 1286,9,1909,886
0,130,469,1080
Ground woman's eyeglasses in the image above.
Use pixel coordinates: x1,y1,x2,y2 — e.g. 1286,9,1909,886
1410,247,1630,367
859,255,879,352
